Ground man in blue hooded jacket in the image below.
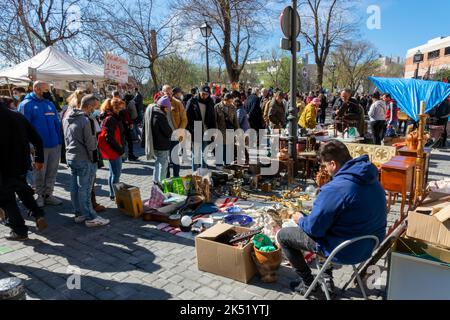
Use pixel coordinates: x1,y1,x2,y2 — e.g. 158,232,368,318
18,81,62,208
277,140,387,295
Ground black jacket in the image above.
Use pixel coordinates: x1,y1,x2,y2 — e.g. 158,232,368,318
245,94,264,130
185,96,217,136
0,106,44,182
134,92,144,113
151,106,173,151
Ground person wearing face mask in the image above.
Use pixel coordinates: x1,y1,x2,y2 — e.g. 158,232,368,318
277,140,386,296
185,85,217,171
63,95,109,227
18,81,63,208
150,96,173,185
12,87,27,104
214,93,239,166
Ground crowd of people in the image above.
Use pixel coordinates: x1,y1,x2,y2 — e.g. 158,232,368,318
1,80,449,241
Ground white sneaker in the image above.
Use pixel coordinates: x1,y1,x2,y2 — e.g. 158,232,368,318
36,195,45,208
85,216,110,227
44,195,62,206
74,215,86,223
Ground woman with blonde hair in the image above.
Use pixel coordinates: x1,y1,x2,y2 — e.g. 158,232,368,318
98,98,125,200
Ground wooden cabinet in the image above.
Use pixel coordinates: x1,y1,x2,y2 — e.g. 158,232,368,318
381,156,416,217
397,146,431,190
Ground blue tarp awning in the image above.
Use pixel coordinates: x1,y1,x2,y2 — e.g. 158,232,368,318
369,77,450,121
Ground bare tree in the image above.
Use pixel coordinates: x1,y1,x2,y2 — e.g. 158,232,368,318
175,0,267,83
332,41,379,92
89,0,181,91
298,0,359,88
0,0,89,64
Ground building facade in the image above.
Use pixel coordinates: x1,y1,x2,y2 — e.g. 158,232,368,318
405,36,450,79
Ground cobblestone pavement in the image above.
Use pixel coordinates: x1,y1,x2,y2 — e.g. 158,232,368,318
0,144,449,300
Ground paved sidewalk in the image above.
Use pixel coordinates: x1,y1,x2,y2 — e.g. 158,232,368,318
0,146,449,300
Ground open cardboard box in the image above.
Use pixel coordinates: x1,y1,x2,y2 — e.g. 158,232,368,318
407,203,450,249
393,235,450,265
195,223,257,283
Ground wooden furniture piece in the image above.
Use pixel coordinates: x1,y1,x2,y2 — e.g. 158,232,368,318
397,146,431,191
297,151,318,181
381,155,416,218
344,143,397,167
270,158,294,185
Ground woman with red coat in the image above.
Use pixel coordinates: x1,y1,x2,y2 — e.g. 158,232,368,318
98,98,125,200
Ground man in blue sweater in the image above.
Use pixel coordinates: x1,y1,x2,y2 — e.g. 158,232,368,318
277,140,387,295
18,81,62,208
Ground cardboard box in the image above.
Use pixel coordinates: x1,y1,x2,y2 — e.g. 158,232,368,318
113,183,143,218
393,235,450,264
406,204,450,249
389,236,450,300
195,223,257,283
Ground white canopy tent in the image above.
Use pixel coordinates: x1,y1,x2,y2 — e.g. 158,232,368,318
0,46,106,86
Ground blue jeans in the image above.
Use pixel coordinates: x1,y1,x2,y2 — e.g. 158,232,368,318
192,141,209,171
154,150,169,184
67,160,97,220
167,140,180,178
108,158,123,197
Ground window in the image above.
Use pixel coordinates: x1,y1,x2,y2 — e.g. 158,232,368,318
428,49,440,60
445,46,450,56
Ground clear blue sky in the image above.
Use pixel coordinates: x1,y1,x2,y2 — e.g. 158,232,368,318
153,0,450,63
361,0,450,58
253,0,450,62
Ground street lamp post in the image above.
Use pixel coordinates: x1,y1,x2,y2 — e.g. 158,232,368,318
200,22,212,84
287,0,299,174
413,50,423,79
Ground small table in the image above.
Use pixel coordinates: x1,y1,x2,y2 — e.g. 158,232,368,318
297,151,318,181
380,156,416,217
397,146,431,190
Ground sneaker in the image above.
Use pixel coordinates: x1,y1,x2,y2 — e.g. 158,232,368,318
85,216,110,227
94,204,106,213
6,231,28,241
35,217,47,232
44,195,62,206
36,195,45,208
290,278,319,296
74,215,86,223
0,208,5,223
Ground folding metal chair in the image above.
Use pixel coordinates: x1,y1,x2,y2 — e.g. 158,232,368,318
303,235,380,300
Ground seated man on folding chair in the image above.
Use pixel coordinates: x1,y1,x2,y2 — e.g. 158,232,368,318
277,140,387,296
